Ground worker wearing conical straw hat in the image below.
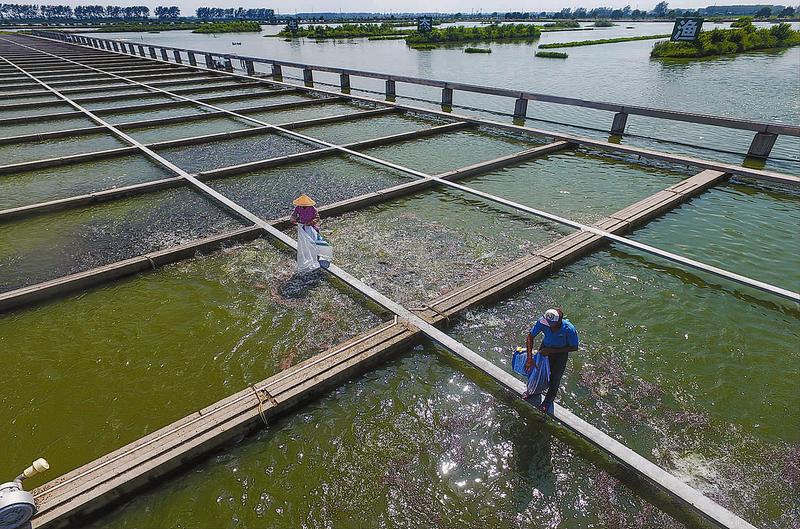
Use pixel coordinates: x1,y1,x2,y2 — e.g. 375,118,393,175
291,194,332,272
291,194,320,229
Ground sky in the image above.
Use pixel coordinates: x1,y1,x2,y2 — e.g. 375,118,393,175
50,1,791,14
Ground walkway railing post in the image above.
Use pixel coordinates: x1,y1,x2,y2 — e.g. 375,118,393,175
441,86,453,110
339,72,350,92
224,57,233,72
243,59,255,75
513,97,528,120
148,46,157,59
385,79,396,100
611,112,628,135
303,66,313,86
173,50,182,64
747,132,778,159
160,48,169,61
271,62,282,79
204,53,214,69
187,51,196,66
111,41,119,52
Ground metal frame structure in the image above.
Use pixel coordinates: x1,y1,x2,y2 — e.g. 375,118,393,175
1,33,795,529
30,30,800,160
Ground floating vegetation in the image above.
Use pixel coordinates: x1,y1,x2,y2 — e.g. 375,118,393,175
539,34,671,48
193,21,261,34
593,19,616,27
651,22,800,58
536,50,568,58
409,43,437,50
464,47,491,53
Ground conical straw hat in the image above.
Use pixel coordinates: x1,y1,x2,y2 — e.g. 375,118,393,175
292,194,316,206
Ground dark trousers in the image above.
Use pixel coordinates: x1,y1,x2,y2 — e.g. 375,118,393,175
544,352,569,405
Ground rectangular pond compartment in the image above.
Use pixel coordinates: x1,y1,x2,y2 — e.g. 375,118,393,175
158,130,316,173
360,128,542,175
0,132,127,165
0,186,246,292
0,239,385,486
0,154,175,211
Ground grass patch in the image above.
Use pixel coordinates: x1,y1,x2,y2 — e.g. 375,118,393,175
536,50,568,58
193,21,261,34
464,47,491,53
405,23,541,44
540,34,670,48
651,23,800,58
367,34,408,40
543,20,581,29
409,43,438,50
593,19,616,27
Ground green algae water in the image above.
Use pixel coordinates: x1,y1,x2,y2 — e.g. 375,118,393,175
0,30,797,529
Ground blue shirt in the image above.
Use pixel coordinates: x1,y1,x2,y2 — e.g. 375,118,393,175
530,318,579,349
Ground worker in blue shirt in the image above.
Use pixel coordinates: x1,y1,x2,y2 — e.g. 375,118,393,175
525,307,579,414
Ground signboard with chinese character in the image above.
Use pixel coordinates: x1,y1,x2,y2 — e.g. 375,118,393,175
670,17,703,42
287,18,299,32
417,16,433,33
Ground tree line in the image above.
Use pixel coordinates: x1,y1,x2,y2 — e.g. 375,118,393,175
505,2,796,20
194,7,274,20
0,4,276,21
0,4,179,19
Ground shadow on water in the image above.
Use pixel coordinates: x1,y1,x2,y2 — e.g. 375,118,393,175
276,269,327,299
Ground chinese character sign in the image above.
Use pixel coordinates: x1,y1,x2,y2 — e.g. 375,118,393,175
287,18,299,32
417,17,433,33
671,18,704,42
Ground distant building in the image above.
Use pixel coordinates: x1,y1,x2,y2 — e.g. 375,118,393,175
700,5,785,15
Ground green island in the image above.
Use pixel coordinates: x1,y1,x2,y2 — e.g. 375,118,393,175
405,24,541,44
367,34,408,40
536,50,568,58
409,43,438,50
279,23,408,39
543,20,581,29
464,47,492,53
193,20,261,34
593,19,616,27
540,34,670,48
651,22,800,58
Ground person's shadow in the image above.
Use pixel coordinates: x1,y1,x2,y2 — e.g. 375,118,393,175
277,269,326,299
508,412,557,512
